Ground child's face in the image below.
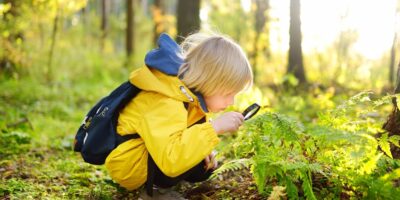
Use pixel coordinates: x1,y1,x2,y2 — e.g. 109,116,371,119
204,92,237,113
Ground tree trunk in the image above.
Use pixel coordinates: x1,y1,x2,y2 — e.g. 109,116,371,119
47,7,59,81
382,60,400,158
126,0,135,57
101,0,109,51
389,32,397,88
81,6,87,25
287,0,306,85
176,0,200,43
252,0,270,84
80,5,88,46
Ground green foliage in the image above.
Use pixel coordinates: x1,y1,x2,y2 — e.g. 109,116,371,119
219,91,400,199
230,111,320,197
0,131,31,158
0,0,87,77
301,171,317,200
209,158,251,180
379,133,393,158
0,178,35,197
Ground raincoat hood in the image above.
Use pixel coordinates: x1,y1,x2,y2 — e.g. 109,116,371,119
129,33,208,112
145,33,183,76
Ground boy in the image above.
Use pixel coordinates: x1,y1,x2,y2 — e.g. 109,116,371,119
105,32,253,198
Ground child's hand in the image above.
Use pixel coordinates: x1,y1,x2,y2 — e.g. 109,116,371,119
204,151,218,171
210,112,244,134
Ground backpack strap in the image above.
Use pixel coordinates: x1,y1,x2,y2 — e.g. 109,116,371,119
115,133,140,145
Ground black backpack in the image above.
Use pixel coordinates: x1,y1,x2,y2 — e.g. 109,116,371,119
73,81,141,165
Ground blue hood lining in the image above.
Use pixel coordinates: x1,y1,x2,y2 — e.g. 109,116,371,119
144,33,209,113
144,33,184,76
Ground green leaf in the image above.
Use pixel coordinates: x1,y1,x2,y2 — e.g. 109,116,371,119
285,176,299,200
389,135,400,148
209,158,250,180
301,171,317,200
379,133,393,158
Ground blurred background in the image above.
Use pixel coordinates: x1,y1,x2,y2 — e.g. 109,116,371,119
1,0,399,91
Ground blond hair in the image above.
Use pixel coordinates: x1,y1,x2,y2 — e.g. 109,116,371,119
178,33,253,96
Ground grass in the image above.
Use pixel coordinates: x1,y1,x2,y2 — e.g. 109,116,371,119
0,76,138,199
0,31,141,198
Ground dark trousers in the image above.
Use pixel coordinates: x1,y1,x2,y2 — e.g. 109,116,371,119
153,160,213,188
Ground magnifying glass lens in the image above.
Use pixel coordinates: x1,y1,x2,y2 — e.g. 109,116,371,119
242,103,261,120
244,109,257,120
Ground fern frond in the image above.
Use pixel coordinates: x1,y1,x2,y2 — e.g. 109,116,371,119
284,176,299,200
378,133,393,158
301,170,317,200
209,158,251,180
389,135,400,148
270,161,322,174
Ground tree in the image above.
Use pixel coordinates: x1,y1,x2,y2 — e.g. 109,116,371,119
252,0,270,82
126,0,135,57
382,60,400,159
389,1,400,87
47,3,60,81
287,0,306,85
389,34,397,87
176,0,200,43
100,0,109,51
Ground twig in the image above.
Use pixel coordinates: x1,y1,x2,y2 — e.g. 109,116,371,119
6,117,33,130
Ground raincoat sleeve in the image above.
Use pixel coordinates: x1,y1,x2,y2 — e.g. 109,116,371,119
136,94,220,177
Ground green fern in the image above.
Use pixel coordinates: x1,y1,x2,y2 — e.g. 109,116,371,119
378,133,392,158
301,170,317,200
209,158,251,180
224,92,398,199
284,176,299,200
389,135,400,148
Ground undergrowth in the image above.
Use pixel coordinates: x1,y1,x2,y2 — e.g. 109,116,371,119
214,92,400,199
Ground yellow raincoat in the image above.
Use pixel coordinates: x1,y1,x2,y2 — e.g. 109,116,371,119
104,66,220,190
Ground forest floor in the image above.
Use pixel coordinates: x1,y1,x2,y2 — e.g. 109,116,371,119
1,71,397,199
0,77,265,200
0,143,263,200
178,170,263,200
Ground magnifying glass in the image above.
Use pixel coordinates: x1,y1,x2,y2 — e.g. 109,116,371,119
242,103,261,120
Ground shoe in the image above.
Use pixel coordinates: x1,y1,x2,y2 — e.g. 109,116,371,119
138,187,187,200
